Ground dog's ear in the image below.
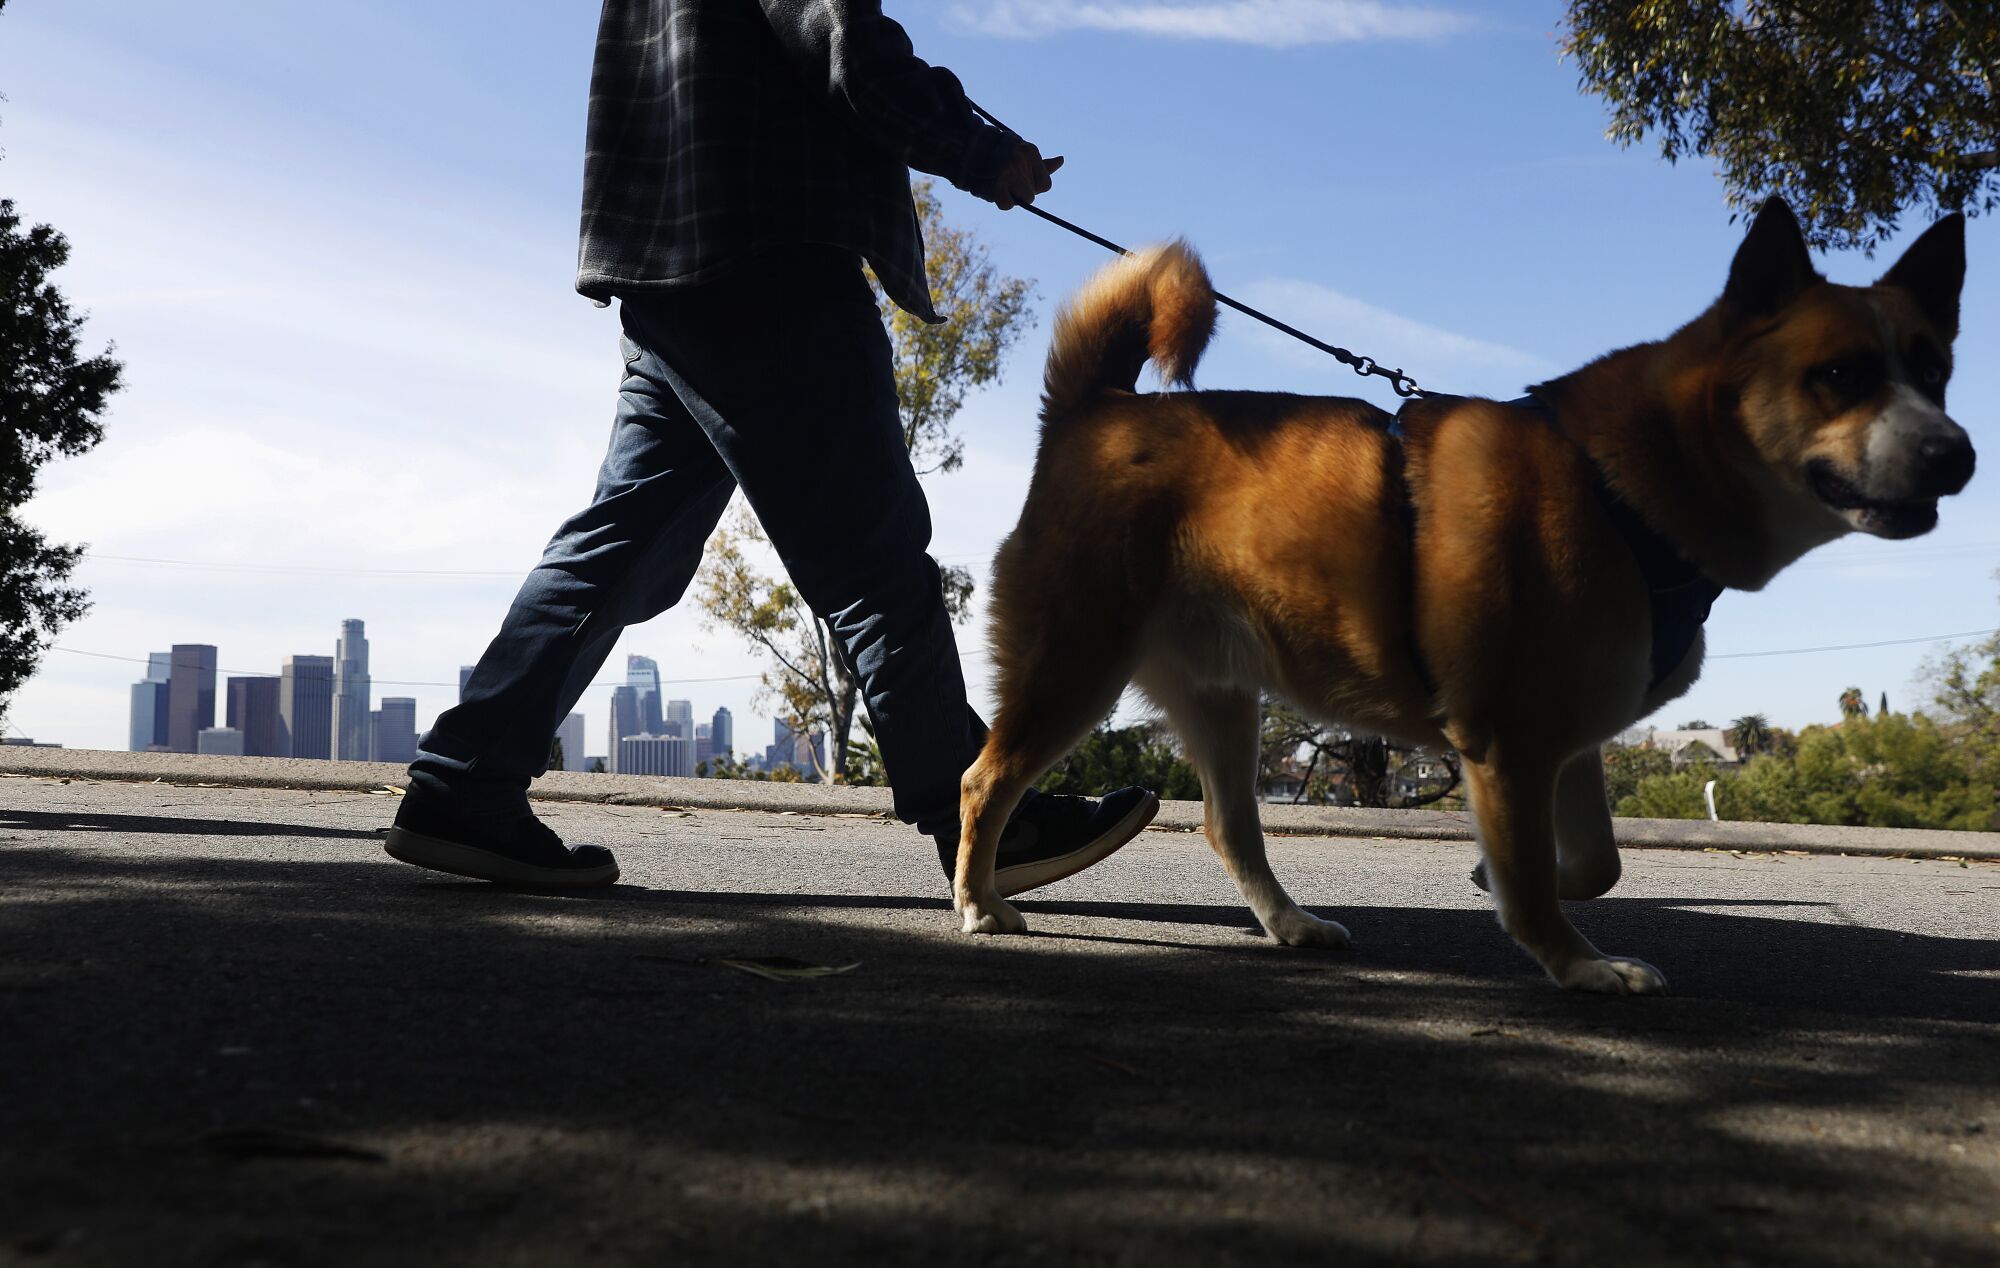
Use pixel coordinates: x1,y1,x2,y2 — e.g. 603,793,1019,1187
1724,198,1822,317
1877,213,1966,341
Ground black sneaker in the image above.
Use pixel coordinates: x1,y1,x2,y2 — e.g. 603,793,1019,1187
385,788,618,888
935,786,1159,898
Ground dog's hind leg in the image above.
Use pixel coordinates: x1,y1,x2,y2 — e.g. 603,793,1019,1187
956,626,1138,937
1462,748,1665,994
1471,751,1621,900
1149,679,1349,948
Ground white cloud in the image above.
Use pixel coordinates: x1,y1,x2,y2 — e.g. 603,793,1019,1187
1230,276,1557,393
949,0,1474,47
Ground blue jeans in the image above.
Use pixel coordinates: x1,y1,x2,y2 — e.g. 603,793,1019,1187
410,247,982,836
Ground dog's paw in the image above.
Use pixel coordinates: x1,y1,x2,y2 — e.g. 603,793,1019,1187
1265,907,1351,950
958,895,1028,936
1557,956,1669,996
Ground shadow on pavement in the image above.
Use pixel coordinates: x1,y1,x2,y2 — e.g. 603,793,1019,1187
3,840,1996,1267
1,808,387,842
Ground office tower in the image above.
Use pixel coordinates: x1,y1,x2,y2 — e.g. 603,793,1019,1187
166,644,217,753
554,712,585,772
225,676,284,757
197,726,244,756
129,680,168,751
710,707,732,763
694,722,712,772
459,665,476,702
627,654,664,736
617,733,691,778
331,619,371,761
128,651,172,752
607,684,641,773
666,698,693,738
279,654,334,760
370,697,417,765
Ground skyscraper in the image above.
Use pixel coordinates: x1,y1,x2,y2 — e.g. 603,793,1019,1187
225,676,283,757
607,684,641,774
128,652,171,752
659,698,692,742
694,722,712,772
710,706,732,762
332,619,370,761
197,726,244,755
618,733,692,778
166,644,217,753
627,654,664,736
280,654,334,759
766,718,788,773
370,697,417,764
554,712,585,772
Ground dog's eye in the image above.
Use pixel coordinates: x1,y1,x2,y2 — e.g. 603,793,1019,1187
1810,354,1881,398
1907,340,1950,401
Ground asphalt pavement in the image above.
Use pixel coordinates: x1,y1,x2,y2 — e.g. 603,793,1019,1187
3,771,1998,1267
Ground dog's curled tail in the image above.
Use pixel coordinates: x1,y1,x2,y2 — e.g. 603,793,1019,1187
1041,240,1216,420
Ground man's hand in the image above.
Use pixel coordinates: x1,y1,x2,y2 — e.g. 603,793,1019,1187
991,142,1063,211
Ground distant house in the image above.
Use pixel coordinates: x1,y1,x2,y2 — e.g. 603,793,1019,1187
1644,728,1741,768
1258,757,1310,803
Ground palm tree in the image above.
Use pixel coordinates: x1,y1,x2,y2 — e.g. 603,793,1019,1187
1838,687,1869,719
1728,713,1772,757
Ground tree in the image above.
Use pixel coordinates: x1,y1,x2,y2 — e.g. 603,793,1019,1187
586,757,606,774
549,736,566,772
1839,686,1870,719
1040,722,1201,801
1257,697,1461,809
1562,1,2000,250
1920,574,2000,792
1728,713,1773,756
1,191,122,733
1619,714,1997,830
1677,719,1713,730
693,181,1032,781
1603,740,1675,807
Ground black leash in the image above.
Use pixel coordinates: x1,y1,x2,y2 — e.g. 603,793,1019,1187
969,101,1424,399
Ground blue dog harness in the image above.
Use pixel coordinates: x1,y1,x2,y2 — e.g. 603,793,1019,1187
1391,394,1724,693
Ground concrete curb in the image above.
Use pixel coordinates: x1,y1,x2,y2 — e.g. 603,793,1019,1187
5,746,1996,861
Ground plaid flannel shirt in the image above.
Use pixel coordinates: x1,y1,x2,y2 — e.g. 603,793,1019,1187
577,0,1016,322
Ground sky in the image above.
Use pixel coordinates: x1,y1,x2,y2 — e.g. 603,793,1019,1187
3,0,1997,761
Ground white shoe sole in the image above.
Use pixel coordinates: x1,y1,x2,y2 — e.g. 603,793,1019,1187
384,826,620,889
994,792,1159,898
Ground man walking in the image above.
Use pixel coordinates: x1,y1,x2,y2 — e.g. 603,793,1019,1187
385,1,1158,892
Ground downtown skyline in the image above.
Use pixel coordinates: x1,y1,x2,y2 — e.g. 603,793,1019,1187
108,621,767,779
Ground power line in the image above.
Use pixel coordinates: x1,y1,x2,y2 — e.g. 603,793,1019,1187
81,549,995,576
84,553,525,579
1708,628,1995,660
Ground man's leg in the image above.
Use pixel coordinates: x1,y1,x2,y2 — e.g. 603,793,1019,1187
390,332,736,885
622,248,1157,890
617,250,980,832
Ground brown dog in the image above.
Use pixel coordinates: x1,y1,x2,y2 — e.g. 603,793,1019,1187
954,199,1973,993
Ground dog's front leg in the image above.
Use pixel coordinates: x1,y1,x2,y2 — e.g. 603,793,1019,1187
1463,747,1666,994
1471,751,1622,900
954,750,1028,936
